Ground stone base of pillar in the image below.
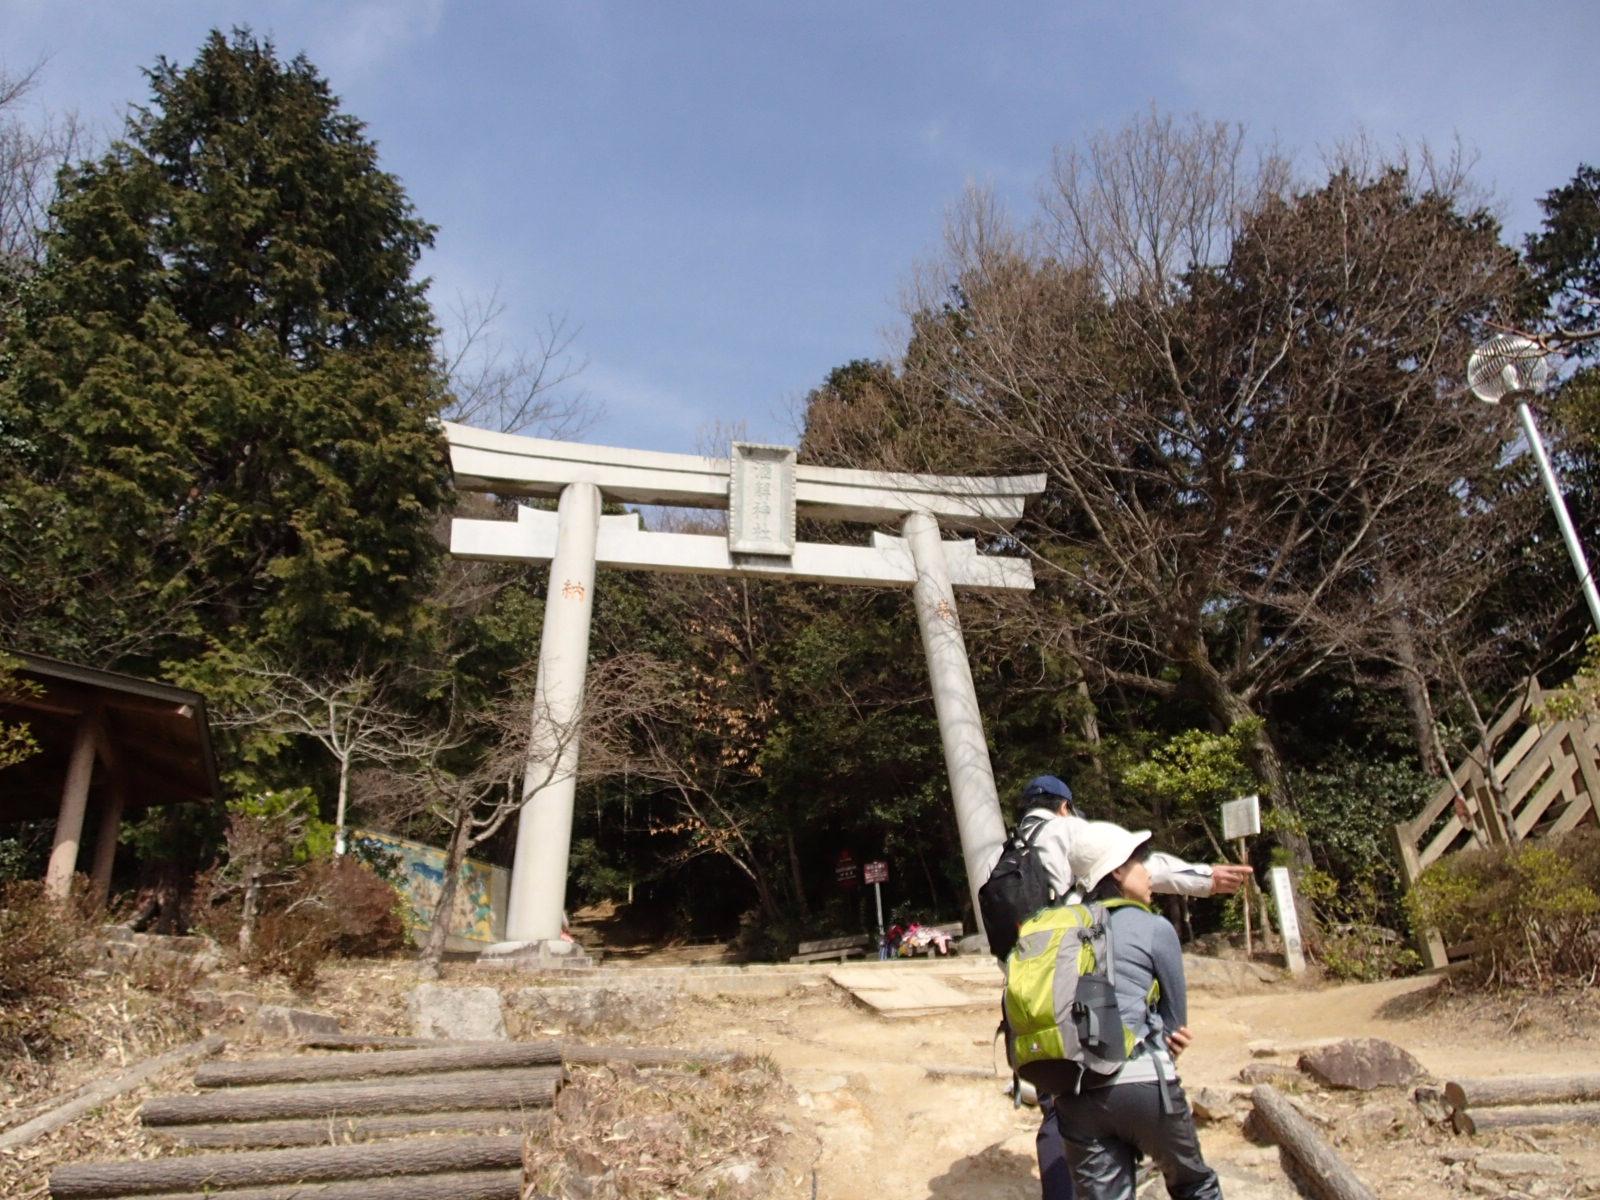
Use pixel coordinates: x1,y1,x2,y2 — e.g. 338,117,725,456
476,938,595,971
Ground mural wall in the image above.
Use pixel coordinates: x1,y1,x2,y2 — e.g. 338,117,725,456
351,829,508,947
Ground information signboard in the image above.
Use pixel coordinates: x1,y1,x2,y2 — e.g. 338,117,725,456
863,860,888,885
1221,793,1261,842
834,849,859,888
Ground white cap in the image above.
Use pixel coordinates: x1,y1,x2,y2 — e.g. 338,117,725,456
1067,821,1153,894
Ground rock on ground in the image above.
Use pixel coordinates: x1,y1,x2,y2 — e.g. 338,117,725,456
1475,1152,1568,1181
255,1005,341,1038
1297,1037,1424,1090
514,984,675,1033
409,983,507,1041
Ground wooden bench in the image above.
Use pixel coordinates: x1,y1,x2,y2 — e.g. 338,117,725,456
789,934,873,963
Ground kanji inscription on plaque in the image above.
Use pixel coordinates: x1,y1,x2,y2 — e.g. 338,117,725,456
728,442,797,557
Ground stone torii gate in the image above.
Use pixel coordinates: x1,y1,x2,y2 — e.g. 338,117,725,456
443,422,1045,955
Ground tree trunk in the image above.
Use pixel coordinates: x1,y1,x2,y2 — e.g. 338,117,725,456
239,865,262,956
334,753,351,856
419,815,473,973
1183,649,1320,942
786,828,809,920
1071,676,1108,796
1385,601,1443,776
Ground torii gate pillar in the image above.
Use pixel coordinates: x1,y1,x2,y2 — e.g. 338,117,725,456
903,511,1007,922
504,481,600,943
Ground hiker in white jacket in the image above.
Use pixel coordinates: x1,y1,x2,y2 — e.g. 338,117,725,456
1015,774,1251,1200
1015,775,1252,902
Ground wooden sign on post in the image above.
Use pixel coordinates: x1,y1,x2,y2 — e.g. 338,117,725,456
1220,794,1261,956
864,860,889,951
1268,866,1306,975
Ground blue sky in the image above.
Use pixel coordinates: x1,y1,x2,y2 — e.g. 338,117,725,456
5,2,1598,453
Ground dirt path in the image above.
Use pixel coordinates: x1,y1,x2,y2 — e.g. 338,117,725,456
653,963,1597,1199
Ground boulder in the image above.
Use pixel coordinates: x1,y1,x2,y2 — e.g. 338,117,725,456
408,983,507,1041
255,1004,340,1038
1345,1100,1403,1136
687,1158,766,1198
1188,1085,1247,1124
191,990,261,1023
1297,1038,1423,1091
1183,955,1281,992
1239,1062,1302,1087
1475,1152,1567,1181
514,984,674,1033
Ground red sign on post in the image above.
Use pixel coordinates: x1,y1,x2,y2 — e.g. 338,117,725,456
863,860,888,885
835,850,859,888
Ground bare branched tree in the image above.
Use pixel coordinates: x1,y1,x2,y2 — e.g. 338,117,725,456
0,62,85,267
212,659,448,856
362,652,665,975
437,287,591,437
894,114,1525,883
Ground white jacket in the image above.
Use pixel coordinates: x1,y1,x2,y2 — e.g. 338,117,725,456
1018,808,1215,901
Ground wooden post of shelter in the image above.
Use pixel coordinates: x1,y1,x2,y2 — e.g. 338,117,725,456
44,718,97,899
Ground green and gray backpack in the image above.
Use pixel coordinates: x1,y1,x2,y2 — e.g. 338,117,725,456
1003,898,1157,1096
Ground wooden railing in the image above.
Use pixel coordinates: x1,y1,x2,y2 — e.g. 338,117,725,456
1395,678,1600,968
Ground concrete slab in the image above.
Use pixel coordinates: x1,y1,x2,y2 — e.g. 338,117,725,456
828,966,995,1019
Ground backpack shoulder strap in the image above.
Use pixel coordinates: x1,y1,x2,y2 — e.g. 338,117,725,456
1016,811,1050,848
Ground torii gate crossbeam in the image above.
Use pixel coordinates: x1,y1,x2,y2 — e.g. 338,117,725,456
443,422,1045,955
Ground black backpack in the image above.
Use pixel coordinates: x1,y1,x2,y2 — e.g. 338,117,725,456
978,816,1054,961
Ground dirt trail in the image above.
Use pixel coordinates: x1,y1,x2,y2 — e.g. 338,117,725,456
655,963,1596,1200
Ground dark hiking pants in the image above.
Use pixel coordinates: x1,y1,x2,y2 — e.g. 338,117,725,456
1038,1095,1074,1200
1051,1081,1222,1200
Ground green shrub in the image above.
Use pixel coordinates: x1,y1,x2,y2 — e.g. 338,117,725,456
1409,830,1600,988
1294,866,1423,981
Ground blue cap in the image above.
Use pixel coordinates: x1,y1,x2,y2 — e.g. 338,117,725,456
1022,775,1072,805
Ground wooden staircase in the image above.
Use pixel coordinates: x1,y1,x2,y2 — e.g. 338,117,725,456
48,1039,564,1199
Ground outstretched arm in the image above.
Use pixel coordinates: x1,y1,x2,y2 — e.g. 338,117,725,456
1147,852,1252,898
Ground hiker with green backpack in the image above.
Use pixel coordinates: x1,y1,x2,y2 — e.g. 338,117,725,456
980,775,1248,1199
1007,822,1223,1200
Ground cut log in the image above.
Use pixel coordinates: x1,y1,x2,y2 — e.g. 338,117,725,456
152,1107,552,1149
141,1068,560,1126
563,1042,737,1067
923,1064,997,1080
195,1041,561,1087
298,1033,485,1050
0,1035,226,1151
1452,1101,1600,1135
299,1032,737,1066
1250,1084,1378,1200
52,1168,523,1200
49,1133,522,1197
1444,1074,1600,1111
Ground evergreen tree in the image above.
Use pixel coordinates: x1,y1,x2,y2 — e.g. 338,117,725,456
0,28,449,672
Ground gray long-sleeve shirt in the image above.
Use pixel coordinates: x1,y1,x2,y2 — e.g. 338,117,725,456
1098,901,1187,1086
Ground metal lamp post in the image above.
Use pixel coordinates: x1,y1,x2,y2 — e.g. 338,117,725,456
1468,334,1600,635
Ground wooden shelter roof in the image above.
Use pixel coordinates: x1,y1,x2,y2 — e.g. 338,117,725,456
1,652,220,822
